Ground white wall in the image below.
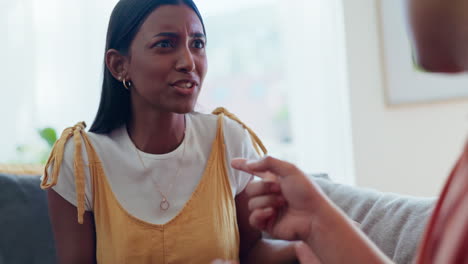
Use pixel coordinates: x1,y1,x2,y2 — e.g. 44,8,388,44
342,0,468,197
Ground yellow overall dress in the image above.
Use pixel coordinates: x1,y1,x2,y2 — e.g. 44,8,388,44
40,108,266,263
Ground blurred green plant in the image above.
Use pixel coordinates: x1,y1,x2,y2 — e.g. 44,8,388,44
273,105,292,143
14,127,57,164
38,127,57,148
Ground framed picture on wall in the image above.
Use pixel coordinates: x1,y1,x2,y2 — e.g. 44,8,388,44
378,0,468,105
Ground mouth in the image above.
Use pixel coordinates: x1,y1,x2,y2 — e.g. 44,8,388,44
171,79,198,96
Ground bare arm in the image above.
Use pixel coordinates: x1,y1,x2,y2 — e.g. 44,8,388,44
47,189,96,264
236,189,297,264
305,196,392,264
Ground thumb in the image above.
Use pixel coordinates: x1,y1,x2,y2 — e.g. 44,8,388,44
295,242,322,264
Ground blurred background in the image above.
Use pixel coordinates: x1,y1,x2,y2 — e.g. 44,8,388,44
2,0,468,197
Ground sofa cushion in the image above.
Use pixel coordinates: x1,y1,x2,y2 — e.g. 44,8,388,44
0,173,56,264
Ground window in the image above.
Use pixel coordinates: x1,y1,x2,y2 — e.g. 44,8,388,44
2,0,354,184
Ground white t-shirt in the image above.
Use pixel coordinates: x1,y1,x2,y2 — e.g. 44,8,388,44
46,112,259,225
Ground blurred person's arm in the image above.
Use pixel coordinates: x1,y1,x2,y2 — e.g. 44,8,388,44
314,177,435,264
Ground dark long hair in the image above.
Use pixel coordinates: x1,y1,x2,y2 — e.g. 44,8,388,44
89,0,206,134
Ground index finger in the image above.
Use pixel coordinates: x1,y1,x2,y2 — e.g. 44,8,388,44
231,158,255,174
251,156,301,178
231,158,278,181
232,156,301,179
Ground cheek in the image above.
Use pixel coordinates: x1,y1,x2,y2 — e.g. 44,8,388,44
198,57,208,80
144,59,170,77
132,58,173,89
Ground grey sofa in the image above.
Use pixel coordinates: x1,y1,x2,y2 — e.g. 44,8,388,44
0,173,56,264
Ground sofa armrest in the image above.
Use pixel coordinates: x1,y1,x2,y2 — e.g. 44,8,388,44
313,176,435,264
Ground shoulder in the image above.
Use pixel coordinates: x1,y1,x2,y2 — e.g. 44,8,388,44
86,129,118,149
189,111,218,127
58,125,121,163
189,111,247,141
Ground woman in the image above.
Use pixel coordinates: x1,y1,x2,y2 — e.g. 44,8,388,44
40,0,297,263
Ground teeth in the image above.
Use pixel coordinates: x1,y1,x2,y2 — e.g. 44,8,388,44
174,82,194,88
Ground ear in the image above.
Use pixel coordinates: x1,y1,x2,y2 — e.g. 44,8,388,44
106,49,129,81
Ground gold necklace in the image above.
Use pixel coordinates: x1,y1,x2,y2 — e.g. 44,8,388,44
133,133,186,211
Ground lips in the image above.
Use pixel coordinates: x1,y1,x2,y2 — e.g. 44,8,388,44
172,80,197,88
171,79,198,96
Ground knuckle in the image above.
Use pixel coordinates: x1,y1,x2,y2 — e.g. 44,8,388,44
249,213,258,227
245,181,260,196
245,184,254,195
285,162,298,172
248,199,255,211
264,155,275,164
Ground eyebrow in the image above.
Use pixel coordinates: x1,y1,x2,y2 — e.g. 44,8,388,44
154,32,206,39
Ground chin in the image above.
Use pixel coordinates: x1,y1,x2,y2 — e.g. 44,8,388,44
172,103,196,114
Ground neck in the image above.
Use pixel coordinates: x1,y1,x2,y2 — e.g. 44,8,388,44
127,109,186,155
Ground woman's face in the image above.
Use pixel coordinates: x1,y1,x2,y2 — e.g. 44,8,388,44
127,5,207,113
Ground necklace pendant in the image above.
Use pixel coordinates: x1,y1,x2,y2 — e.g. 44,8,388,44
160,198,170,211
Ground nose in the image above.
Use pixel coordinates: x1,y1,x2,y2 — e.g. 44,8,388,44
175,46,195,73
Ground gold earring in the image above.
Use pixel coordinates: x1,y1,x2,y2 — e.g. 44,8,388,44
122,78,131,90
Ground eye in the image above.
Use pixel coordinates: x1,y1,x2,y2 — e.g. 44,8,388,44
154,40,174,48
192,39,205,49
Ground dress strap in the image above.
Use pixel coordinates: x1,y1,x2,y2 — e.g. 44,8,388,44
40,121,90,224
212,107,267,156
